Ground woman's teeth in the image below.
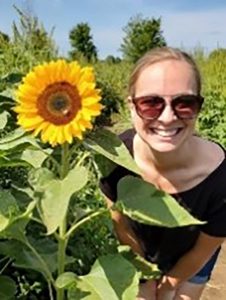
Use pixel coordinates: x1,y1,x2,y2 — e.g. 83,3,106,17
151,128,181,137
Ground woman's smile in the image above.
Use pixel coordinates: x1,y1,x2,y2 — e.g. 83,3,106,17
149,127,184,137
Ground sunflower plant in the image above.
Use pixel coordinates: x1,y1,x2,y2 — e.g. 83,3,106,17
0,60,203,300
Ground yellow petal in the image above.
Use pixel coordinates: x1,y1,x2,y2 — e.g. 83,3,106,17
63,124,73,144
14,59,102,146
82,96,101,106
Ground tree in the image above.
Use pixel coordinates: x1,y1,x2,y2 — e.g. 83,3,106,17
69,23,98,61
120,14,166,63
105,55,122,64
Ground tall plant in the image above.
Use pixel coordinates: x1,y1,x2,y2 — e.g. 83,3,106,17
0,6,58,76
0,60,202,300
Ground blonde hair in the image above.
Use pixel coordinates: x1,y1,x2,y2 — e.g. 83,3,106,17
128,47,201,97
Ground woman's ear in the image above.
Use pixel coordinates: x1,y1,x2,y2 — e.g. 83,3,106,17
127,96,133,109
127,96,136,119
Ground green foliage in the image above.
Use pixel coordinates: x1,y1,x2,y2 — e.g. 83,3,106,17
104,55,122,64
65,254,139,300
120,14,166,63
86,129,140,175
196,49,226,146
0,275,17,299
0,31,10,48
69,23,97,62
116,176,204,227
208,48,226,60
94,60,132,129
94,79,124,126
0,6,58,76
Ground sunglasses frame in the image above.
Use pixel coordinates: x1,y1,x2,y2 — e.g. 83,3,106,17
132,94,204,120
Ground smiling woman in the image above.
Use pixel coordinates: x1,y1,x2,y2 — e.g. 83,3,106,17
99,47,226,300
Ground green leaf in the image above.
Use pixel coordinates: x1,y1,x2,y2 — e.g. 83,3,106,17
1,72,23,84
56,272,78,289
0,189,35,242
38,166,88,234
94,154,117,178
0,239,57,281
0,157,31,168
116,176,205,227
0,111,9,129
118,245,161,280
0,190,21,232
28,168,55,191
21,147,51,168
0,275,16,300
2,201,35,243
68,254,139,300
85,129,140,175
0,92,15,105
0,128,39,150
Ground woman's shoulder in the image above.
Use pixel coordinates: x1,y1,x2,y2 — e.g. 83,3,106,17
118,127,136,155
196,137,226,184
196,136,225,169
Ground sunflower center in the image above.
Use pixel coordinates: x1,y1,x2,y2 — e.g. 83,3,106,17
37,81,81,125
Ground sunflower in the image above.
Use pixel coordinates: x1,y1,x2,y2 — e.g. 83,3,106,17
14,60,103,146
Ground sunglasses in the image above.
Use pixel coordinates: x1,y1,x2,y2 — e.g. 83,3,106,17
132,94,204,120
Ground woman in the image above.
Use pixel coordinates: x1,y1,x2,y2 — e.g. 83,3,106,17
100,47,226,300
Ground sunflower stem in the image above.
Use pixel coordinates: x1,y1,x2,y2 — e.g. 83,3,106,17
60,143,70,180
57,143,70,300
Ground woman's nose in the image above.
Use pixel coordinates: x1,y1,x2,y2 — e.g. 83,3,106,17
157,103,177,123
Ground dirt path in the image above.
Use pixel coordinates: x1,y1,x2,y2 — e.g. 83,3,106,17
201,242,226,299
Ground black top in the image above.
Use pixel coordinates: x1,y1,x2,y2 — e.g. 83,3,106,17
100,128,226,272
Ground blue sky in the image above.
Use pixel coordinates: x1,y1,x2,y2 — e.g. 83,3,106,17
1,0,226,58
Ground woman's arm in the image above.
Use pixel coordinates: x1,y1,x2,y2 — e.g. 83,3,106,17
105,197,158,300
105,196,145,256
157,231,224,296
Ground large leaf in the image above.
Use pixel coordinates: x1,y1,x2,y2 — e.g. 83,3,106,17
0,128,39,150
85,129,140,175
0,239,74,281
0,93,15,106
0,111,9,129
37,166,88,234
0,190,36,242
0,157,31,168
118,245,161,280
0,276,17,300
21,147,51,168
116,176,205,227
67,254,139,300
1,72,23,84
29,168,55,191
0,190,20,232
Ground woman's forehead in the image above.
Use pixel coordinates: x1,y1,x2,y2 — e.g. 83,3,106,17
135,60,197,95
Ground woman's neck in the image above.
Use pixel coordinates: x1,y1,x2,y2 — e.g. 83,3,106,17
134,133,197,172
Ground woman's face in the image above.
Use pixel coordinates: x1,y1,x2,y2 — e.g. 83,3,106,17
130,59,199,153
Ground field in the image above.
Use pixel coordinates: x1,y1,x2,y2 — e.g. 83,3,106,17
1,12,226,299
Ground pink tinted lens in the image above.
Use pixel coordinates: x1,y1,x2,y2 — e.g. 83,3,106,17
135,96,165,119
174,95,202,119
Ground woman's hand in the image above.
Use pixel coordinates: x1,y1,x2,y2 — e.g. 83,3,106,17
136,280,157,300
156,276,177,300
